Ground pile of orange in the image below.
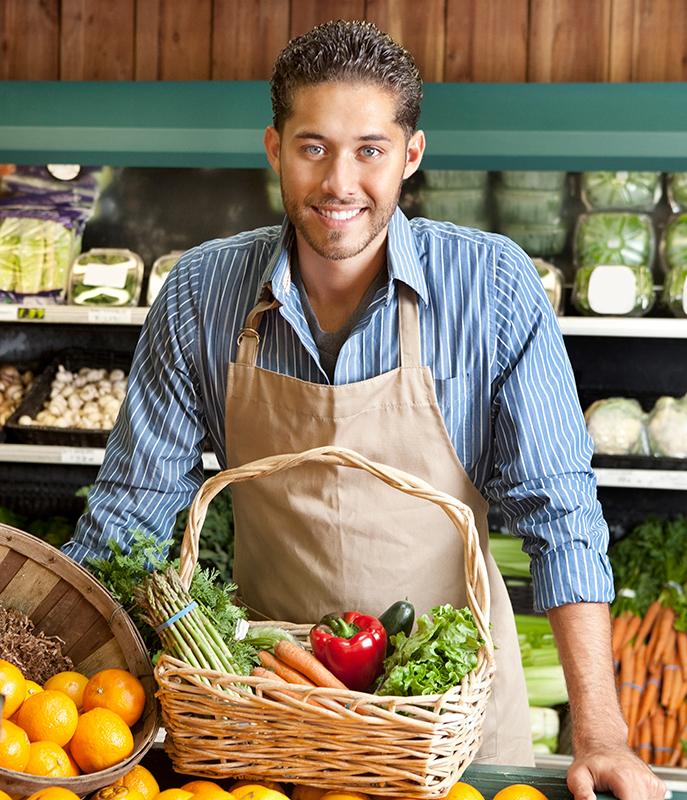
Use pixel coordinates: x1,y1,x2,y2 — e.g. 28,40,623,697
0,659,146,777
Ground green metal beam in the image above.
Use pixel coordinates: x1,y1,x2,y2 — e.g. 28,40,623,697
0,80,686,170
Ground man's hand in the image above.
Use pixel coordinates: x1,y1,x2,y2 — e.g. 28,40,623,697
567,740,665,800
546,602,666,800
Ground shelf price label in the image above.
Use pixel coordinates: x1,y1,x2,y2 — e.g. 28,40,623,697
0,306,18,321
60,447,104,465
18,307,46,320
87,308,133,324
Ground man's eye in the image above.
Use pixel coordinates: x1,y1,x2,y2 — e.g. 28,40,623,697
361,147,380,157
305,145,325,155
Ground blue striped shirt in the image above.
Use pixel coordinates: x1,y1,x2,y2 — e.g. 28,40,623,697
63,208,614,612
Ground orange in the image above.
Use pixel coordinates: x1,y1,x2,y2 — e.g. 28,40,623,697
0,791,14,800
24,789,82,800
24,740,71,777
92,788,147,800
114,763,161,799
290,788,329,800
69,707,134,773
82,668,146,727
0,660,27,719
16,689,79,746
229,787,289,800
0,718,31,772
25,680,44,698
320,794,369,800
154,791,194,800
230,783,284,796
492,786,549,800
192,791,236,800
181,782,225,794
43,671,90,710
443,784,486,800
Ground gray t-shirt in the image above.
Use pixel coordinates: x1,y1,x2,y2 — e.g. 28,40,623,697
291,256,387,383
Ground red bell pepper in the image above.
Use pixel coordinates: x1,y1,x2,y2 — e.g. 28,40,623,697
309,611,387,692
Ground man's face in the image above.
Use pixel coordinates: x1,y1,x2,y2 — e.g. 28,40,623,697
264,82,424,264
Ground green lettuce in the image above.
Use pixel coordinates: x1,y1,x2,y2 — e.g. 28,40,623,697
375,603,484,696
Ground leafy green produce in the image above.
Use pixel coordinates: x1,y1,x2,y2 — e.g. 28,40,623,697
499,221,567,256
663,214,687,270
0,505,76,549
495,188,563,225
514,614,568,708
575,212,654,268
69,249,143,307
86,529,255,672
489,532,531,578
669,174,687,210
243,625,300,652
500,171,566,191
582,171,660,210
572,263,655,317
663,263,687,318
375,603,484,696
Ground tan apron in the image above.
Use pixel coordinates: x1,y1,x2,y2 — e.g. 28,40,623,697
224,280,534,766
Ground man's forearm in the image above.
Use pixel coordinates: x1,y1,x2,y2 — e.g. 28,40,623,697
546,601,627,751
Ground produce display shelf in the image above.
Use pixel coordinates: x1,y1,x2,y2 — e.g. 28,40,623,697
3,81,687,169
558,316,687,339
593,467,687,490
0,443,220,471
0,304,149,325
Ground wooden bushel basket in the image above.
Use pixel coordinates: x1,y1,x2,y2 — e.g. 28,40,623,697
0,524,160,798
155,446,496,798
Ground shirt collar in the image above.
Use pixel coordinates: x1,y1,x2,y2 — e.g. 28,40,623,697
264,207,428,307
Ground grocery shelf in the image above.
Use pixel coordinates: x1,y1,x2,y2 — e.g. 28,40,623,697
558,316,687,338
0,443,220,471
0,304,149,325
594,467,687,490
2,81,687,169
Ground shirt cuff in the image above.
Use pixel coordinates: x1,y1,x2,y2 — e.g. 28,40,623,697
530,544,615,613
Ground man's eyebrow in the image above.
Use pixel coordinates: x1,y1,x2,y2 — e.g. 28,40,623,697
293,132,392,142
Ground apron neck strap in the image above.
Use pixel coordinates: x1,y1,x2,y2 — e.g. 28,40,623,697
236,283,281,366
397,281,422,369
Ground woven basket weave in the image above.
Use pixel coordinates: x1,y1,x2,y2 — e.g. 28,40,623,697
156,446,495,797
0,524,159,798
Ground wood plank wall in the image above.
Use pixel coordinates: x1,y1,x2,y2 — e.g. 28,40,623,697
1,0,686,82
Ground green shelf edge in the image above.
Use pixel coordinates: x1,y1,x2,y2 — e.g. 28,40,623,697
1,80,687,169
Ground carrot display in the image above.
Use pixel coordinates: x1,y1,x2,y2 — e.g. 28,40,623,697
274,639,348,690
257,649,317,687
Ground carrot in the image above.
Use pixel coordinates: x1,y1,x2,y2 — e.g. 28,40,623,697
633,600,663,652
651,706,666,765
250,666,309,703
669,677,687,715
620,614,643,651
274,640,348,690
637,663,662,726
627,643,646,744
668,724,687,767
649,606,676,669
661,636,679,708
618,643,636,726
258,650,317,687
680,697,687,733
612,612,631,663
636,717,653,764
677,630,687,682
665,710,678,760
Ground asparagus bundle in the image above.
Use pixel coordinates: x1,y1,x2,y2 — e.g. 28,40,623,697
135,565,248,688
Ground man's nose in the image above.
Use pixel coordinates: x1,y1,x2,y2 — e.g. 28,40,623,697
321,155,358,198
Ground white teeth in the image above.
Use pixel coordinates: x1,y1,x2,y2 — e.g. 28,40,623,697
319,207,362,220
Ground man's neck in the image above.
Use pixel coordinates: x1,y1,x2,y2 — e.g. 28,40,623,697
294,231,388,333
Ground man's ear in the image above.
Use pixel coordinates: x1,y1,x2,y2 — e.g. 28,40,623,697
264,126,281,176
403,130,426,180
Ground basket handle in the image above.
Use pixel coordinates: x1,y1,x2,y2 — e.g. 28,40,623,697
179,445,493,654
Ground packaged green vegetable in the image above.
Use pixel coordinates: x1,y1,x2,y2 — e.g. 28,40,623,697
423,170,488,190
662,263,687,318
574,212,655,269
572,263,655,317
667,173,687,211
662,213,687,272
374,603,484,697
500,171,567,191
581,171,661,211
68,248,144,307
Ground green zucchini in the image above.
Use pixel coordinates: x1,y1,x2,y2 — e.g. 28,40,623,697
377,600,415,655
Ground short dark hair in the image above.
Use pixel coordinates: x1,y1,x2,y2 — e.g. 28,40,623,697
270,20,423,140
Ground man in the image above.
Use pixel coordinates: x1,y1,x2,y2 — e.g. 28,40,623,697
63,20,663,800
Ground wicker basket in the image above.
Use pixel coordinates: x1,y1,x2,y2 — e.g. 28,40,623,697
0,524,160,798
155,446,495,798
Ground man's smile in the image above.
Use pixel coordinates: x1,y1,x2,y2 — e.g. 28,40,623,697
314,206,367,222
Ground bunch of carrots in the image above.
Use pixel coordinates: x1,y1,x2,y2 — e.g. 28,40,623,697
614,600,687,767
251,639,348,703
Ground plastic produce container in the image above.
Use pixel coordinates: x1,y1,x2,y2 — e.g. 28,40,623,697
68,247,144,307
500,221,568,257
661,213,687,274
572,263,655,317
418,188,487,226
574,212,655,269
663,264,687,318
581,171,662,211
495,188,563,225
147,251,183,306
499,171,567,191
423,170,488,190
668,172,687,210
532,258,565,315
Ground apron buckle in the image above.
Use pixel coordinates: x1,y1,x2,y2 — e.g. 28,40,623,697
237,327,261,346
